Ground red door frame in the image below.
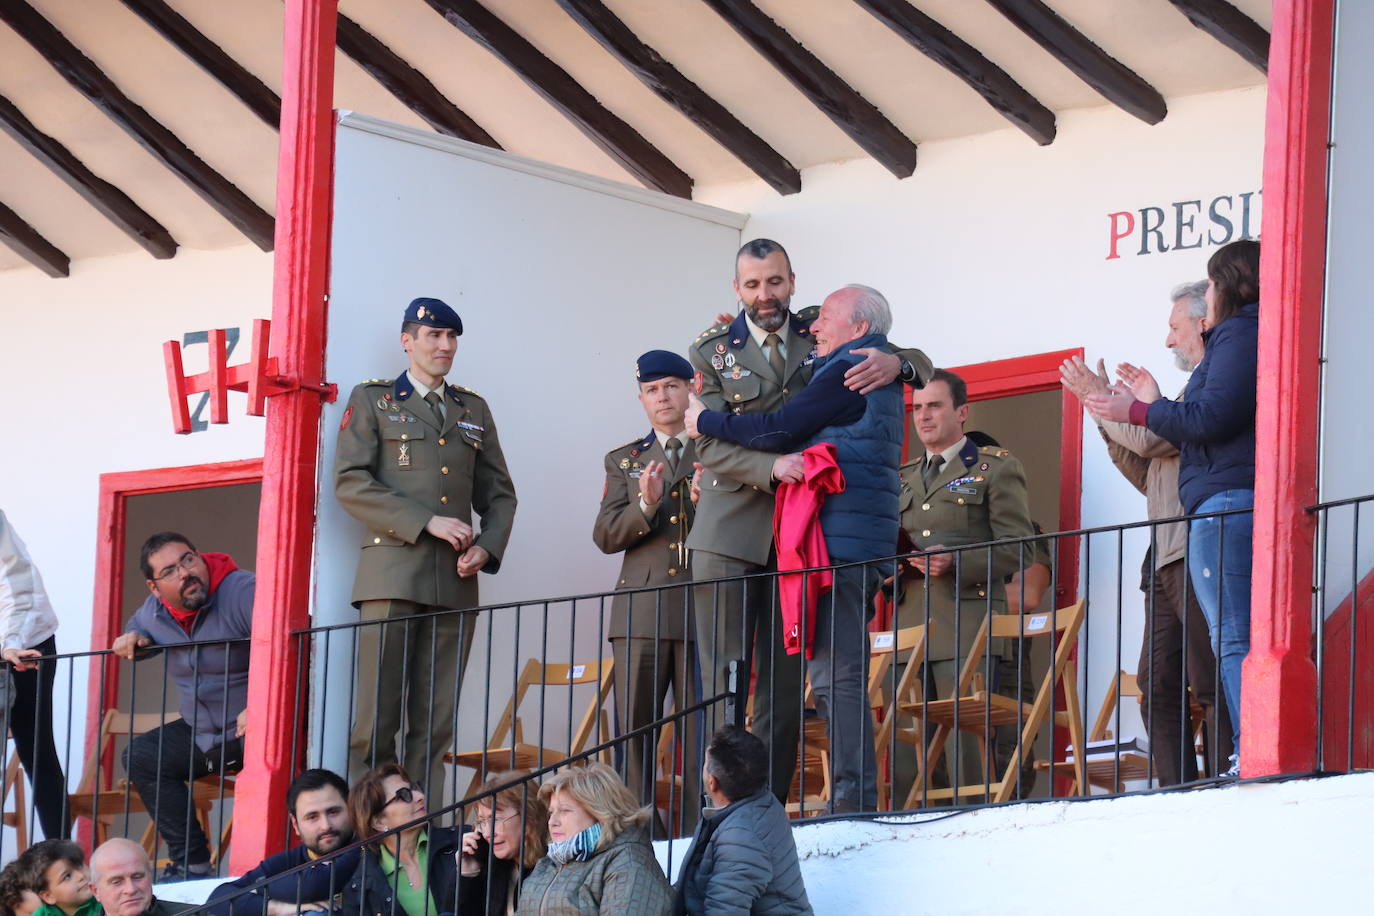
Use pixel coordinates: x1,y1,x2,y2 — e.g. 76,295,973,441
83,458,264,846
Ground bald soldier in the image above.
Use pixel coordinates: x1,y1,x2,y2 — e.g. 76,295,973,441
896,368,1035,802
335,296,517,800
593,350,701,835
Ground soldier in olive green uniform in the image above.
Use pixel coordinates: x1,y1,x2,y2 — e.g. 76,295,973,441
688,239,931,802
895,370,1034,801
593,350,700,836
335,297,517,802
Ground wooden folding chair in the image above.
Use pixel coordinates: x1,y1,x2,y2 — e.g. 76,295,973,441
446,657,615,798
904,599,1087,807
67,710,236,865
1,749,28,849
869,624,929,810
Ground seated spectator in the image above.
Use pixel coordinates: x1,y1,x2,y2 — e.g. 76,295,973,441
459,771,548,915
112,532,254,881
88,840,191,916
517,763,672,915
0,862,42,916
674,727,813,916
14,841,96,916
206,769,359,916
341,764,462,916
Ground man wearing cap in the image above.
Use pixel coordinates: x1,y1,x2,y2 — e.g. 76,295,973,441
335,297,518,800
593,350,701,835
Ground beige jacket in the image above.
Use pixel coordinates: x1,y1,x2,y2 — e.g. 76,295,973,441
1096,385,1188,569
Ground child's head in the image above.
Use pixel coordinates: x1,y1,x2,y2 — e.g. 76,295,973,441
0,862,43,916
17,841,91,915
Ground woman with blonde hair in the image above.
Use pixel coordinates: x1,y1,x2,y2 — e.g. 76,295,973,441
516,763,671,915
459,772,548,915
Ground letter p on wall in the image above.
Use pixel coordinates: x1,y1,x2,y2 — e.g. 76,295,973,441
1106,211,1135,260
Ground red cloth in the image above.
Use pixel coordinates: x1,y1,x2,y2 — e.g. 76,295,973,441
160,552,239,633
773,444,845,658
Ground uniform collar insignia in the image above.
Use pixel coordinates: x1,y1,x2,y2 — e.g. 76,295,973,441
789,310,812,338
393,372,414,401
728,312,749,350
959,437,979,468
638,431,656,452
447,384,464,406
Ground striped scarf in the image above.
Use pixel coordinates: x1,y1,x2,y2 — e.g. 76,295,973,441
546,823,602,865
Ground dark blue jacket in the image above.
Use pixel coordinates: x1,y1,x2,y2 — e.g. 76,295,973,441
205,845,360,916
697,333,904,562
1145,302,1258,512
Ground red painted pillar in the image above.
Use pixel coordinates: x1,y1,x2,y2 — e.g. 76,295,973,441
1242,0,1333,777
232,0,337,873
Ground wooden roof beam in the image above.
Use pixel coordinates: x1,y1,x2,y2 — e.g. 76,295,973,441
119,0,280,129
0,199,70,277
1167,0,1269,74
0,0,275,250
421,0,693,198
700,0,917,179
0,94,177,258
984,0,1167,125
853,0,1056,146
336,13,501,148
557,0,800,195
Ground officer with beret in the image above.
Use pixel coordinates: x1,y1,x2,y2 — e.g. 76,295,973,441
895,369,1035,804
592,349,701,835
334,297,517,801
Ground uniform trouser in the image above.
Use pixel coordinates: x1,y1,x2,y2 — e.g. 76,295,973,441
125,718,242,868
349,601,476,805
809,564,880,810
691,550,800,804
610,637,701,837
5,635,70,839
1140,557,1235,784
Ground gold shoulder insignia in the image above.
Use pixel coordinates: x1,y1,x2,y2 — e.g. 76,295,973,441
363,378,392,385
795,304,820,321
979,446,1012,458
453,384,480,397
697,322,731,343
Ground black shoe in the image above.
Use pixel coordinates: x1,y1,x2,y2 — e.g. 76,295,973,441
158,862,212,883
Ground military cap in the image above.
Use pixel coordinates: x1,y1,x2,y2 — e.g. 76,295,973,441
636,349,694,382
404,297,463,335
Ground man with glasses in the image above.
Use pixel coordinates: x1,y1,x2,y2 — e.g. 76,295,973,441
111,532,254,881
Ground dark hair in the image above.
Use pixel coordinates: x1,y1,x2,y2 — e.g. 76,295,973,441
349,763,414,844
735,238,791,276
138,532,196,580
704,726,768,802
16,840,84,894
400,320,422,337
0,862,29,913
288,768,349,819
1205,239,1260,328
929,369,969,408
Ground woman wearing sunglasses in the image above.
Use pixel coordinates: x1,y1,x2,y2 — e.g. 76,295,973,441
458,772,548,915
342,764,464,916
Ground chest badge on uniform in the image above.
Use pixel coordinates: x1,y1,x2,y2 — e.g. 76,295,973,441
376,397,389,411
980,462,990,471
397,442,411,468
724,353,736,368
715,342,727,354
711,354,725,370
619,458,630,470
729,366,752,379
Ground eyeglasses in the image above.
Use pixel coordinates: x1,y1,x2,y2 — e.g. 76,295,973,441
473,810,520,835
384,783,422,807
152,551,199,582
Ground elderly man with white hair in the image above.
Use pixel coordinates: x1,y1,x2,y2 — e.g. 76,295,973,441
88,840,191,916
686,284,907,812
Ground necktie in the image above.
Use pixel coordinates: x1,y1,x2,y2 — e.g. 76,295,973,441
922,454,945,490
424,390,445,426
764,332,786,381
664,437,681,472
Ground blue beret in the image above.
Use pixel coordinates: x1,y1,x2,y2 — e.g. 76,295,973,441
405,297,462,335
636,349,693,382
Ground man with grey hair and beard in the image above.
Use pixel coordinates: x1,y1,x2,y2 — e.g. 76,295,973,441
1060,280,1233,784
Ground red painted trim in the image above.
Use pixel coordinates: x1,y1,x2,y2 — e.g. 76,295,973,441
1243,0,1332,777
1320,570,1374,769
83,459,263,847
232,0,337,873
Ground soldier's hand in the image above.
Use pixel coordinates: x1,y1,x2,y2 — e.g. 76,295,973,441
843,348,900,394
690,462,705,504
457,545,490,578
426,516,474,551
638,460,666,508
910,545,952,577
772,453,804,484
1,648,41,672
683,394,706,438
112,632,152,660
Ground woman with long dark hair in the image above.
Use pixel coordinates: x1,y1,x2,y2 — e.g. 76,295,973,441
1088,238,1261,777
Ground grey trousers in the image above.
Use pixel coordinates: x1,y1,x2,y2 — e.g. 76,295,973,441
349,600,476,806
691,549,801,803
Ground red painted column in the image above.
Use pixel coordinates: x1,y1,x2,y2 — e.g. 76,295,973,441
232,0,337,872
1242,0,1333,777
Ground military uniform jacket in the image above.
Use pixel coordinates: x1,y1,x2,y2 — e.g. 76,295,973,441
897,438,1034,662
593,431,695,642
334,372,517,609
687,309,934,567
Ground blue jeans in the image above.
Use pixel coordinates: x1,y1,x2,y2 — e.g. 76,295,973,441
1188,488,1254,750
